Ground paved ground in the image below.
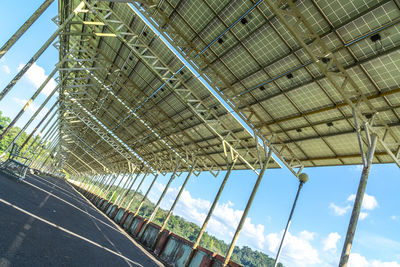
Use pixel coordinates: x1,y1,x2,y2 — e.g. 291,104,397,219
0,171,164,267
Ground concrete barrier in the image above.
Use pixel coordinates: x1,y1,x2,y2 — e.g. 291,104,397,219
120,210,131,226
159,233,193,266
129,216,146,237
122,212,135,230
71,184,243,267
114,208,125,224
140,222,160,248
100,200,109,211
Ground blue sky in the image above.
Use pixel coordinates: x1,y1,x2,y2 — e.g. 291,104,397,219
1,1,400,266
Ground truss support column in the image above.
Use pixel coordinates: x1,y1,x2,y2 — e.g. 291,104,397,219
38,138,60,171
0,66,59,146
108,173,128,202
20,100,58,151
114,173,134,204
98,174,115,197
0,8,78,101
22,108,58,158
28,119,59,167
223,150,272,267
185,159,237,267
138,163,180,240
339,134,377,267
120,171,141,207
30,128,59,169
118,166,142,204
95,174,112,195
126,172,149,209
134,172,160,217
88,174,103,193
0,0,54,59
101,174,118,199
116,172,138,206
274,174,308,267
153,162,196,249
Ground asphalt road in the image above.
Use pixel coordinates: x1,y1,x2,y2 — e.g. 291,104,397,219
0,171,164,267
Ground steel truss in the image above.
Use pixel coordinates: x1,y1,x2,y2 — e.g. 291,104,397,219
128,0,305,177
66,0,267,175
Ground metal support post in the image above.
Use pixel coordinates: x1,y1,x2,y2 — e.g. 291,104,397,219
93,174,108,195
0,0,54,59
20,100,58,151
115,173,135,205
108,173,127,201
185,158,237,267
87,174,102,193
38,138,60,171
30,130,59,169
32,130,59,169
134,172,160,217
101,173,118,198
22,107,58,158
114,171,139,205
27,119,59,165
0,66,60,145
153,162,196,249
339,134,378,266
0,7,79,101
138,163,180,239
223,150,273,267
273,174,308,267
125,172,149,209
98,174,114,196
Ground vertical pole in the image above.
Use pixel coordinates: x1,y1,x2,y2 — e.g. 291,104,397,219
94,174,110,195
0,3,80,101
115,174,134,206
0,0,54,59
108,173,127,201
338,134,377,267
20,100,58,151
119,170,141,207
0,66,59,144
28,119,59,166
223,150,272,267
153,162,196,249
101,173,118,198
138,162,180,239
125,172,149,209
88,174,103,193
273,174,308,267
134,172,159,217
22,108,58,158
114,173,134,204
185,159,237,267
98,174,114,196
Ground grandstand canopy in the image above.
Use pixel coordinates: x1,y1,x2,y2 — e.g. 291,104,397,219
58,0,400,175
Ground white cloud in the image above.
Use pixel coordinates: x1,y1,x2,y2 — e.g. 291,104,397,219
265,230,321,266
151,183,322,264
323,232,341,252
359,212,368,221
391,215,399,221
347,193,378,211
12,97,49,116
349,253,400,267
299,230,316,241
18,63,57,96
330,203,351,216
2,65,10,74
330,193,378,218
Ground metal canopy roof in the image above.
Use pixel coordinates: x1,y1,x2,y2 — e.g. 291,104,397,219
57,0,400,175
58,0,277,175
128,0,400,167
